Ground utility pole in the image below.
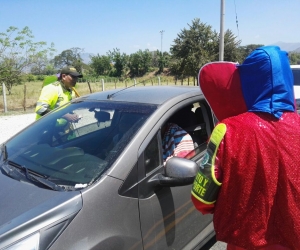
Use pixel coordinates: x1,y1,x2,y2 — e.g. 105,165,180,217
160,30,165,53
219,0,225,61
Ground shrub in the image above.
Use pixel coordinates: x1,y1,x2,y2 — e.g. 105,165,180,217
36,75,45,81
27,74,35,82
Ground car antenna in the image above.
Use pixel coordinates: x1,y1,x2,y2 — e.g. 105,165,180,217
107,80,146,100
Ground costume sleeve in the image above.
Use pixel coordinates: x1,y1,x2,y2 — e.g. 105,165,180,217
35,85,58,116
191,123,226,214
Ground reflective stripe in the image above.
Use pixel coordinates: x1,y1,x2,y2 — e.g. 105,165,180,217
35,81,73,120
35,102,50,115
191,123,226,204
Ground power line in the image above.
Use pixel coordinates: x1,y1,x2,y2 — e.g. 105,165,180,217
234,0,239,38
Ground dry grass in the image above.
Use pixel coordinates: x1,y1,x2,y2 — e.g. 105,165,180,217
0,76,197,115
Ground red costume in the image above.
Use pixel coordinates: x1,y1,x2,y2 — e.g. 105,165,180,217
191,46,300,249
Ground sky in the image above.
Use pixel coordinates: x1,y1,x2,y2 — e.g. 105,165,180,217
1,0,300,56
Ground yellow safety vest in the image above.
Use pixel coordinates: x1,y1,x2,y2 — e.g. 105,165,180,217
35,81,75,120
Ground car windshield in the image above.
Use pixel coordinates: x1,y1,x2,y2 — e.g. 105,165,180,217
3,100,157,189
292,68,300,86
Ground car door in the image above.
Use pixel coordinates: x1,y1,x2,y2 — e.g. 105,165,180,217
137,100,214,250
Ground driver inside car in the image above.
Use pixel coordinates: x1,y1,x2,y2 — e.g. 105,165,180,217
161,122,195,164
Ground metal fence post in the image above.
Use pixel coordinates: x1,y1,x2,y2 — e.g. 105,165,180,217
102,79,105,91
23,83,26,111
87,81,92,93
2,83,7,113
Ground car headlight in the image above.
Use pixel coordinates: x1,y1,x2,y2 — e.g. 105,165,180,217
4,233,40,250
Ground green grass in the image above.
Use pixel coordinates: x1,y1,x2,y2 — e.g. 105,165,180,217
0,76,197,115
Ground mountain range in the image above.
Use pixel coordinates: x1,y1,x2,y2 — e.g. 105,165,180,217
80,53,94,64
268,42,300,52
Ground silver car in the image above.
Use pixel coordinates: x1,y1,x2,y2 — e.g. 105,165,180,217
292,65,300,113
0,86,215,250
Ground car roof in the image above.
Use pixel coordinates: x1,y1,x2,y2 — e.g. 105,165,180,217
291,65,300,69
78,86,202,105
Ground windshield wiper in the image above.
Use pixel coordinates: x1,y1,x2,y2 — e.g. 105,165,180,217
8,160,47,178
2,164,29,182
29,174,64,191
3,161,64,191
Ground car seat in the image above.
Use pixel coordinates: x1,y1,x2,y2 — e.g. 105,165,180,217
193,107,209,146
168,106,202,147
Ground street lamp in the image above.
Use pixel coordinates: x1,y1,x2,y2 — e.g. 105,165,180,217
160,30,165,53
219,0,225,61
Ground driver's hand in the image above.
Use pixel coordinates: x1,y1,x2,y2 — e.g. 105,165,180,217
62,113,81,123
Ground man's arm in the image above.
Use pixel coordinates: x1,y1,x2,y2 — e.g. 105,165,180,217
35,85,58,117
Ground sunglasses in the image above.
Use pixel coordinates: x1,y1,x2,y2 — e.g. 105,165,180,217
67,74,78,79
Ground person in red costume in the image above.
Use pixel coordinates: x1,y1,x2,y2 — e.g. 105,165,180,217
191,46,300,250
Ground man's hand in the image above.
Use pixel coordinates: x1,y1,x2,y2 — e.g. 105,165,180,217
62,113,81,123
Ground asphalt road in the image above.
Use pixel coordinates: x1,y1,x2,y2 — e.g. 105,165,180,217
0,113,36,144
0,113,227,249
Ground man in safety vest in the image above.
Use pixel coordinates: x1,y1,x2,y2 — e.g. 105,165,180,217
35,65,82,120
191,46,300,249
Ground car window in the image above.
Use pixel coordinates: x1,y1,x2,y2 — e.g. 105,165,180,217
292,68,300,86
144,134,161,175
168,102,209,149
157,101,212,166
51,108,113,145
291,67,300,111
4,100,157,189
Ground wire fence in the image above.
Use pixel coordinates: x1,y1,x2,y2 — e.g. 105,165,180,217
0,77,198,113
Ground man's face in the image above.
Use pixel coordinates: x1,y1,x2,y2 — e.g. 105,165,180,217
61,74,78,89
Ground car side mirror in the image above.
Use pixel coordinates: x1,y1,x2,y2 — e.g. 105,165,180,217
150,157,198,187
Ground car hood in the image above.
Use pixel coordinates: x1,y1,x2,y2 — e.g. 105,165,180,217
0,171,82,248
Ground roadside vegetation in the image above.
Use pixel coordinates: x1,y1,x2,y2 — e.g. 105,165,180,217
1,18,300,114
0,72,194,114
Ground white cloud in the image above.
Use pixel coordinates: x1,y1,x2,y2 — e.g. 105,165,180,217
146,43,158,51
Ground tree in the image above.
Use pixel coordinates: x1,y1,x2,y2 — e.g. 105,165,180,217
128,52,141,77
128,50,152,77
0,26,55,94
107,48,128,77
169,57,185,84
150,50,171,73
238,44,264,63
170,18,219,83
30,50,55,75
223,29,242,62
170,19,243,84
140,49,152,75
289,52,300,65
53,47,84,73
90,54,112,76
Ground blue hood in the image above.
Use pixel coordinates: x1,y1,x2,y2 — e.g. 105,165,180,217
237,46,295,118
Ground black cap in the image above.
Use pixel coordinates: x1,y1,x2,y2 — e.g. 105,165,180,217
60,66,83,78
